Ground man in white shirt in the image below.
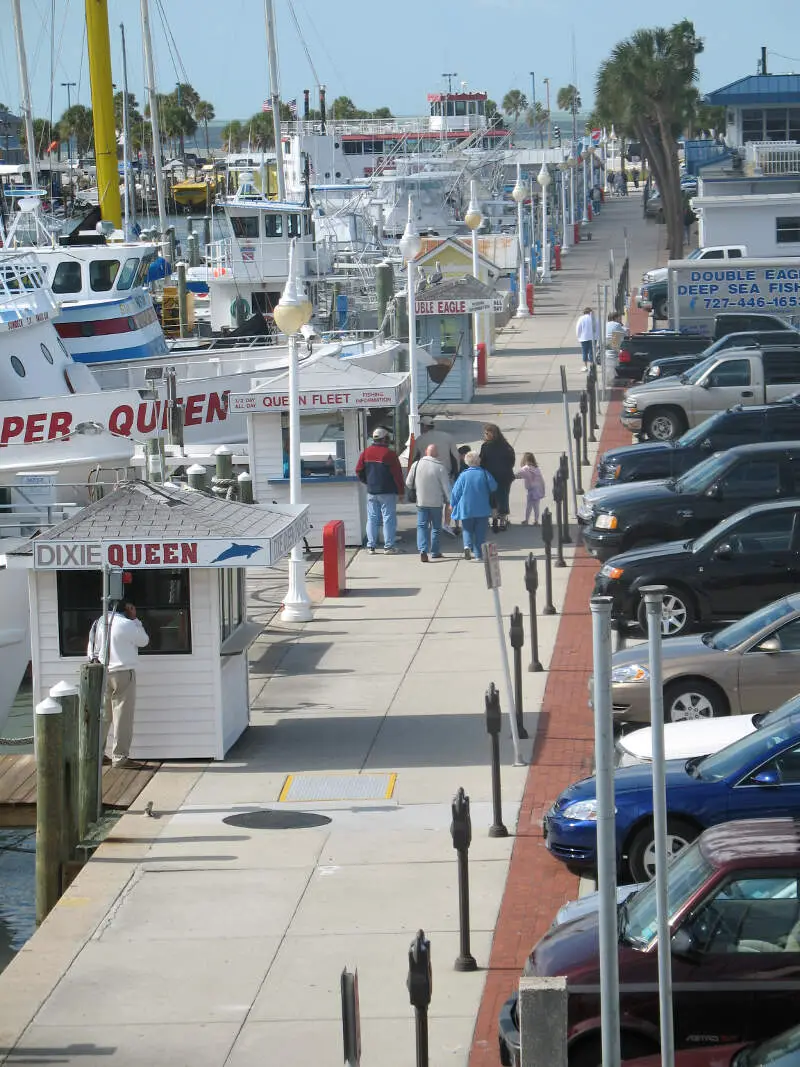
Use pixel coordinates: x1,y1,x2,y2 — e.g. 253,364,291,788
576,307,597,365
606,311,627,353
89,603,149,766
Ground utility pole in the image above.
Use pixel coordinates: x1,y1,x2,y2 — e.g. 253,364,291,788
543,77,552,149
61,80,76,176
442,73,458,94
529,71,537,147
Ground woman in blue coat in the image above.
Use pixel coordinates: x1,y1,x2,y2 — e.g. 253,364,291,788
449,451,497,560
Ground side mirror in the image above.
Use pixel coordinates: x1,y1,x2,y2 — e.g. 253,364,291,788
700,438,713,449
713,542,733,560
705,483,722,500
671,928,697,958
755,636,782,654
700,377,712,390
751,768,781,787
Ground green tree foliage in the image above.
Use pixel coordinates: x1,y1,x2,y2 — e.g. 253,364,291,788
331,96,358,119
32,117,58,159
502,89,528,125
525,102,549,146
220,120,243,152
556,85,582,113
485,99,504,129
58,104,94,155
195,100,215,154
595,19,703,258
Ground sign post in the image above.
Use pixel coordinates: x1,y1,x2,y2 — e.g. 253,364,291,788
482,543,524,765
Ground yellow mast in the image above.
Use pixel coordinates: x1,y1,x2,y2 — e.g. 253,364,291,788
85,0,121,227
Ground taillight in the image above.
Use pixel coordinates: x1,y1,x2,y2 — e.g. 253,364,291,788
619,349,631,363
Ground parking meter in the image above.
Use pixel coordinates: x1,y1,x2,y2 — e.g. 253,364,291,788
509,607,524,650
450,787,472,852
407,930,432,1010
541,509,553,547
484,682,501,737
524,554,538,595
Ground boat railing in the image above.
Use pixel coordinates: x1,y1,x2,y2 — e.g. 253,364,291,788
0,253,58,318
0,480,114,537
205,237,234,273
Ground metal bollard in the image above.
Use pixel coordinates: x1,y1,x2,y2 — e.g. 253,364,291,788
572,415,585,493
524,556,544,671
579,392,590,465
509,608,529,738
587,363,599,439
341,968,361,1067
485,683,509,837
451,788,478,971
540,509,557,613
551,476,566,568
559,454,572,543
407,930,432,1067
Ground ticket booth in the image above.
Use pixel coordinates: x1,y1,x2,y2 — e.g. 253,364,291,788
230,355,410,548
8,479,309,760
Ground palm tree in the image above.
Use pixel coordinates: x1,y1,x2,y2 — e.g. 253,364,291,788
195,100,215,154
247,112,274,150
58,104,94,156
502,89,528,127
32,118,58,160
220,120,243,153
595,19,702,258
525,102,549,147
557,84,582,143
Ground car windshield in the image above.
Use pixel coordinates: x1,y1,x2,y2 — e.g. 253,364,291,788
709,599,798,651
678,412,726,447
692,508,758,554
759,693,800,729
682,354,719,384
673,450,730,494
621,841,714,947
696,715,800,782
687,249,703,260
735,1020,800,1067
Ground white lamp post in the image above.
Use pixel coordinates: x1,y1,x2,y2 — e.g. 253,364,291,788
274,238,313,624
558,162,569,252
399,197,423,441
511,164,530,316
464,179,485,359
609,127,618,189
569,156,577,229
537,162,551,282
581,151,590,225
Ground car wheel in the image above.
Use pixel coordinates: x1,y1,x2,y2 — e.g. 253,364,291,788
653,296,668,320
643,407,686,441
636,586,694,638
627,818,699,882
663,679,728,722
570,1034,658,1067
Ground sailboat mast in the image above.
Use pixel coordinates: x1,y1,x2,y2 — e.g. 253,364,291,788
120,22,134,239
85,0,122,227
140,0,168,234
264,0,286,201
11,0,38,192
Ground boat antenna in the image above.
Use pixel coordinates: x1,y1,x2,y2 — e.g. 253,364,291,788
11,0,38,195
140,0,169,236
263,0,287,201
120,22,134,240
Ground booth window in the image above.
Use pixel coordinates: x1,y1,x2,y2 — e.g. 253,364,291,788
777,217,800,245
56,569,192,656
219,569,245,641
281,411,347,477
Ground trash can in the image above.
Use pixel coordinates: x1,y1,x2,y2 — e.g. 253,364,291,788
526,282,534,314
476,342,487,386
323,520,346,596
573,222,581,244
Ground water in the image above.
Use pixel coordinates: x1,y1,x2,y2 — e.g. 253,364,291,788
0,828,36,974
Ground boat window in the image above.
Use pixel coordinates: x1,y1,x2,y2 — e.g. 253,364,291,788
57,338,69,359
303,214,312,236
287,214,301,238
135,253,155,287
455,100,467,117
57,569,192,657
281,411,346,478
116,257,140,291
89,259,121,292
40,343,53,364
10,356,26,377
51,261,83,294
230,215,260,239
264,214,283,238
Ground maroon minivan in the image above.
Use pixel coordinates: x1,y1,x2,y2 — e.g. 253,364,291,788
499,819,800,1067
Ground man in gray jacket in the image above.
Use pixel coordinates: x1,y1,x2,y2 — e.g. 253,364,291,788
406,444,452,562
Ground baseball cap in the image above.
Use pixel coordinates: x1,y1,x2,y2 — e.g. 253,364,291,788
372,427,390,440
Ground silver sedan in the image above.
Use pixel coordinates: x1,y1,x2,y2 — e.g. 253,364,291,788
610,594,800,723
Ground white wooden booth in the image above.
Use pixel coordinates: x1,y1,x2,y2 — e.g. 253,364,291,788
231,356,410,548
8,480,309,760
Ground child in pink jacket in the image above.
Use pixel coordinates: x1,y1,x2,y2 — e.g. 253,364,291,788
516,453,546,525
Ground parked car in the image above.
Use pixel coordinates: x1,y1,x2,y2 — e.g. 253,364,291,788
593,499,800,638
640,246,747,312
579,441,800,561
626,1020,800,1067
615,315,792,383
616,690,800,765
642,330,800,383
610,594,800,722
596,397,800,487
622,344,800,440
500,817,800,1066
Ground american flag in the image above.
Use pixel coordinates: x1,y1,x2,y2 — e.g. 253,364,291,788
287,98,297,117
262,99,272,113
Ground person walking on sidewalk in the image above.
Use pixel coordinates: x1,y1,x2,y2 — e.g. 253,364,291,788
479,423,516,531
576,307,597,366
450,451,497,561
88,602,149,767
406,444,452,562
413,415,460,479
356,427,405,554
516,453,546,525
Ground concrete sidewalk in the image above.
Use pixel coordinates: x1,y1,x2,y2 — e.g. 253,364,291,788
0,194,660,1067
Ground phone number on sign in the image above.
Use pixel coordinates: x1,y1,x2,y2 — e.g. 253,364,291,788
702,296,800,310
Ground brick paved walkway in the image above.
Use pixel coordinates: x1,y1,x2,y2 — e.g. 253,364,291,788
469,387,633,1067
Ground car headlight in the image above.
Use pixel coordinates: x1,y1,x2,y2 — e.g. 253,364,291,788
578,503,593,520
562,799,599,821
611,663,650,683
600,563,624,579
610,464,622,479
623,399,639,413
595,514,618,530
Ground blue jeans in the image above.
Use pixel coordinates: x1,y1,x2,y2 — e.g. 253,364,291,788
580,340,594,363
416,506,442,554
462,516,489,558
366,493,397,548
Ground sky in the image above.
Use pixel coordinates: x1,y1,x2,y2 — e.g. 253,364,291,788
2,0,800,124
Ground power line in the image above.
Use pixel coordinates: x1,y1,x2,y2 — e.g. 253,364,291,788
286,0,321,90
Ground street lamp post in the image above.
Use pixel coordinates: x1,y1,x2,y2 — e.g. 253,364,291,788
537,162,552,282
559,163,569,253
569,156,576,230
399,197,423,443
464,180,485,357
275,238,313,624
511,164,530,316
581,151,589,225
609,127,618,190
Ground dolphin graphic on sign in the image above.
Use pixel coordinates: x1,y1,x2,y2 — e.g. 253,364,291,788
209,543,262,564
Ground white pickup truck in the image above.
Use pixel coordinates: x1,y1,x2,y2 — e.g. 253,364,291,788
639,246,748,318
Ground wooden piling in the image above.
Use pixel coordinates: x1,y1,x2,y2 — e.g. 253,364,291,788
35,697,64,924
49,681,80,864
78,661,104,841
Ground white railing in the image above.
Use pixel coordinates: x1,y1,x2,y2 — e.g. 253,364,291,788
744,141,800,176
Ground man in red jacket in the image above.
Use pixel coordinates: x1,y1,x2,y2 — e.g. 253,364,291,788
355,427,405,554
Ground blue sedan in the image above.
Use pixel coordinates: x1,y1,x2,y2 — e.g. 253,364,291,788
544,711,800,882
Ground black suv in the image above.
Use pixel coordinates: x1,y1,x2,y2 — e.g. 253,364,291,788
596,397,800,487
593,499,800,637
580,441,800,560
643,331,800,382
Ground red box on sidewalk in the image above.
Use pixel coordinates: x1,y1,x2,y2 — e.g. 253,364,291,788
323,520,346,596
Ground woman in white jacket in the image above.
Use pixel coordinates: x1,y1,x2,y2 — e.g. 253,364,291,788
406,444,452,562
